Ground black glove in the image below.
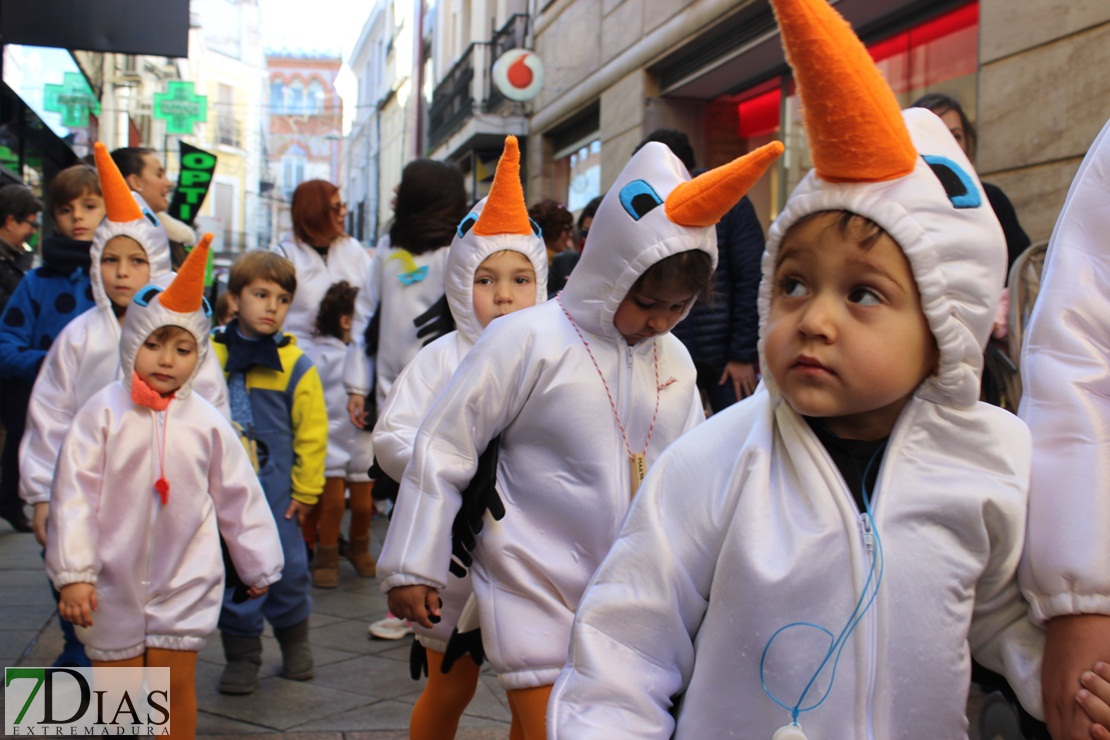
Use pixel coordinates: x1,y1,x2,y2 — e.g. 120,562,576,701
414,294,456,346
441,627,485,672
368,458,400,507
449,435,505,578
363,305,380,358
409,638,428,680
221,537,250,604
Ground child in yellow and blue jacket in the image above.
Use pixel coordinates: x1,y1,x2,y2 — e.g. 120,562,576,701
211,250,327,695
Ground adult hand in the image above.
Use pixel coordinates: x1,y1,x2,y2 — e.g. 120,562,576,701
59,583,97,627
388,584,441,629
1044,614,1110,739
720,361,758,400
347,393,368,429
32,502,49,547
246,584,269,599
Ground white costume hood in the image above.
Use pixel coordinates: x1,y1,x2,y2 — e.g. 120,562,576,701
89,142,173,312
561,139,782,338
119,234,213,399
445,136,548,344
758,0,1005,409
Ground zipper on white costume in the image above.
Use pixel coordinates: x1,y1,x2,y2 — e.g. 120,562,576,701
859,514,878,740
144,409,165,596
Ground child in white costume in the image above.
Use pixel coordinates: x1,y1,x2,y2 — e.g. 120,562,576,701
304,279,377,587
21,142,229,540
1018,115,1110,738
549,0,1045,738
372,136,547,739
379,136,782,737
47,236,282,740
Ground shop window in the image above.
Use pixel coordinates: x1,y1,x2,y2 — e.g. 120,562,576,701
553,138,601,215
706,2,979,226
781,2,979,200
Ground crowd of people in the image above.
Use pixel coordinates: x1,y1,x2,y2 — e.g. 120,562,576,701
3,0,1110,737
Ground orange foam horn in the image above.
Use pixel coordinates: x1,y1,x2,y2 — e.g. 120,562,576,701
94,142,144,223
160,233,212,313
666,141,784,227
473,136,533,236
770,0,917,183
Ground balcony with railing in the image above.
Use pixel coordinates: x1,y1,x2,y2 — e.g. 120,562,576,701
426,13,530,153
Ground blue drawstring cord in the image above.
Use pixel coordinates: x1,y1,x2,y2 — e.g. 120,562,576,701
759,444,887,726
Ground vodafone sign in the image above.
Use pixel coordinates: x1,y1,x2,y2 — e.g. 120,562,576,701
492,49,544,101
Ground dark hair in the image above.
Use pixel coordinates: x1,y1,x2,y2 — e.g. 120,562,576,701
291,179,344,247
228,251,297,296
109,147,156,179
528,199,574,250
389,160,468,255
631,249,715,302
49,164,101,215
147,324,196,344
635,129,697,172
784,211,890,258
314,280,359,339
0,184,43,223
911,93,977,159
577,195,603,231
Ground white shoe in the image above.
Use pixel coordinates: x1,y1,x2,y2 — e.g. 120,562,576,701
368,614,413,640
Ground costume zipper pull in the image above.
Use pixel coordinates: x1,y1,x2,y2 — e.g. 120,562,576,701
155,477,169,505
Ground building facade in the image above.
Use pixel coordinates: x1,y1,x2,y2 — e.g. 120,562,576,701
521,0,1108,245
265,52,344,244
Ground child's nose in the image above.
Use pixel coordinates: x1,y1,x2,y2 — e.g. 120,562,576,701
797,297,836,340
647,312,669,333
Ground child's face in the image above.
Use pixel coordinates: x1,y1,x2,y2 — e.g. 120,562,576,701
764,212,938,441
134,328,199,396
100,236,151,309
54,191,105,241
473,250,537,328
613,283,696,345
228,278,292,338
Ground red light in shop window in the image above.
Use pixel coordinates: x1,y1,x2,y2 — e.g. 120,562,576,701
738,87,782,139
867,3,978,63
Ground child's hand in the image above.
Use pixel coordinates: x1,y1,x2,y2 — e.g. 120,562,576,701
32,503,49,547
347,394,368,430
284,500,313,526
58,583,97,627
388,585,442,629
246,584,269,599
1077,662,1110,738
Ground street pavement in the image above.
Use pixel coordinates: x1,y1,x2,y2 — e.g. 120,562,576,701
0,512,511,739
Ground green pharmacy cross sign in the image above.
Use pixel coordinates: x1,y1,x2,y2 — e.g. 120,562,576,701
153,81,208,135
43,73,101,128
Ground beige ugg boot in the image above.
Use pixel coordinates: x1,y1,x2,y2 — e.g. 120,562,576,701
347,535,377,577
312,544,339,588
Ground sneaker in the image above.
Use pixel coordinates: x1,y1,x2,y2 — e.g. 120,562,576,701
368,614,413,640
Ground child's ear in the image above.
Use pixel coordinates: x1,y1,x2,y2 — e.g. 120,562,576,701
226,292,240,315
125,173,143,193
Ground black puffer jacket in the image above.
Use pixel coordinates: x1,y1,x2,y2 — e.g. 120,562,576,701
671,195,765,368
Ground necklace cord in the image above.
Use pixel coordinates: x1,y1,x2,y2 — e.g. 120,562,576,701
555,294,660,457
